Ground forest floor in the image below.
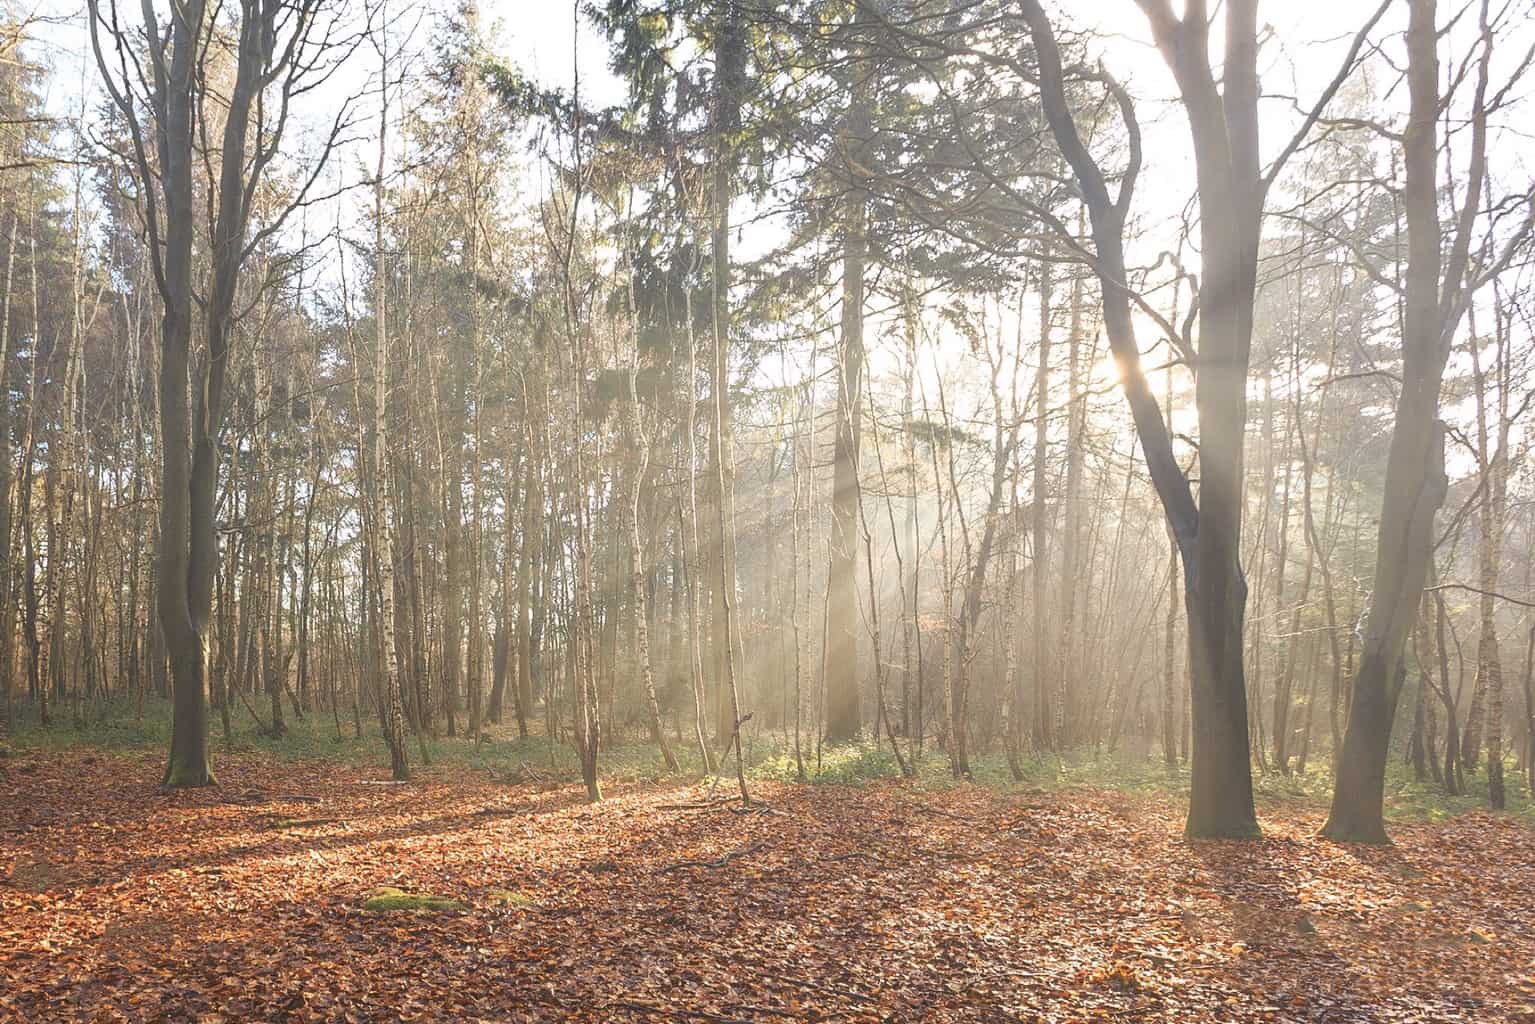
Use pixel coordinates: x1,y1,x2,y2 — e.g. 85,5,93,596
2,746,1533,1023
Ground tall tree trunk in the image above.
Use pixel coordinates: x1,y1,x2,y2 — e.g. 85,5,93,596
372,57,409,781
0,210,18,730
1326,0,1476,842
710,8,749,805
149,0,215,788
902,288,924,757
488,456,520,727
1055,255,1085,751
623,355,678,771
706,0,746,752
924,382,958,776
89,0,303,786
1022,0,1260,837
441,387,465,740
824,18,870,743
1031,259,1054,750
1162,345,1182,768
515,445,540,738
1520,622,1534,799
1468,300,1510,807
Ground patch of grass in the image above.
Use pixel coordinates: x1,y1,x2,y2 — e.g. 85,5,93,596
959,748,1192,795
1376,764,1535,823
488,888,535,908
753,743,906,786
462,733,723,785
361,887,465,913
7,700,173,754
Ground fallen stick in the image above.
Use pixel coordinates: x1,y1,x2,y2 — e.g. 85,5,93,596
914,803,975,824
500,761,549,784
656,797,737,811
656,841,765,874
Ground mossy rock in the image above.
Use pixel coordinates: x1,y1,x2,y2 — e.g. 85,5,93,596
489,889,535,908
362,887,466,913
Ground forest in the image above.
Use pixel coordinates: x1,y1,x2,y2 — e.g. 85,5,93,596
2,0,1534,1020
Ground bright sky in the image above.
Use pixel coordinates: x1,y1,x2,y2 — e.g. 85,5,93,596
24,0,1532,371
22,0,1531,507
30,0,1515,240
29,1,1422,149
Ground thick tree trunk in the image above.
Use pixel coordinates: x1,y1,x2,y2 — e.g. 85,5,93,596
1023,0,1259,838
88,0,295,786
1326,0,1475,842
154,0,213,788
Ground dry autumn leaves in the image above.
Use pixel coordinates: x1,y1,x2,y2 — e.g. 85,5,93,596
2,750,1533,1023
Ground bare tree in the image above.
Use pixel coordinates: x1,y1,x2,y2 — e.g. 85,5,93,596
1326,0,1533,841
87,0,358,786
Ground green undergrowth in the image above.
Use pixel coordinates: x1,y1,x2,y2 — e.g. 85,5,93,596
8,697,1530,824
746,741,1534,824
3,696,749,784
